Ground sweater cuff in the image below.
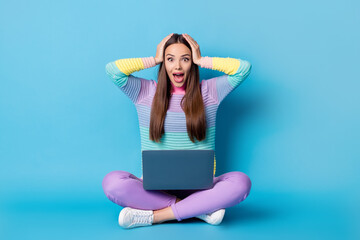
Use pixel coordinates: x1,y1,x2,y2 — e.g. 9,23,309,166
142,56,157,69
200,56,212,69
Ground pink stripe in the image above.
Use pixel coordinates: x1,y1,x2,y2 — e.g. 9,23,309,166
200,56,212,69
141,57,156,69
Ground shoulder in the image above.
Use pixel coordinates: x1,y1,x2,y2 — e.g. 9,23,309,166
132,76,157,103
200,74,227,91
200,75,229,105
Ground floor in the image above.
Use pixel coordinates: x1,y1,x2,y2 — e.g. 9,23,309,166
0,190,357,240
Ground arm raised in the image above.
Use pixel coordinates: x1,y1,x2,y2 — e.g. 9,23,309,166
105,57,157,104
200,56,252,104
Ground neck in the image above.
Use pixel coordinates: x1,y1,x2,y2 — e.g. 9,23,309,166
170,81,186,94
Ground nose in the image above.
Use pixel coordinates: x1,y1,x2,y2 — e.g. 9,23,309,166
175,60,182,70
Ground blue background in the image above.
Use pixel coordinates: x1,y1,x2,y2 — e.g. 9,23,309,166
0,0,359,239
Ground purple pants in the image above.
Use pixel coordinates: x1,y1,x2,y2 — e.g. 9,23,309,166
102,170,252,221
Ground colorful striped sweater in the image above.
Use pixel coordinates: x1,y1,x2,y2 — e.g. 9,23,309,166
105,56,252,178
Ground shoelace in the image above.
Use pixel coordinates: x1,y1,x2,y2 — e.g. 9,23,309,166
131,209,153,225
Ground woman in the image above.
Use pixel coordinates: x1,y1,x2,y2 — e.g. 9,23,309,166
103,33,252,229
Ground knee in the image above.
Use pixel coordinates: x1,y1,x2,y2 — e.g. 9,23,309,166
226,171,252,202
102,170,132,195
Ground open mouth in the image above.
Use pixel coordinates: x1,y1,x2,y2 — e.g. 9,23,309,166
173,73,184,82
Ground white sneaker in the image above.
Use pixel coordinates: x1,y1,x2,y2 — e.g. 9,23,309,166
196,208,225,225
118,207,154,229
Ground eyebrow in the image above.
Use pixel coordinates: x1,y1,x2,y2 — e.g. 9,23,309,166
166,54,190,57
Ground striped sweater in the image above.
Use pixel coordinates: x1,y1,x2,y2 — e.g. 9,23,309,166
105,56,252,177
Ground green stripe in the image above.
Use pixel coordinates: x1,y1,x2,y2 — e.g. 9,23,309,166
139,126,216,150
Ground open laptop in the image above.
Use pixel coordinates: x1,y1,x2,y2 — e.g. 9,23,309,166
142,150,214,190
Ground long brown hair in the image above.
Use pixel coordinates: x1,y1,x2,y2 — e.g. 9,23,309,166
149,33,207,143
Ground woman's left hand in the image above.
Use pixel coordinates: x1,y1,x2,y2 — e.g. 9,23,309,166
182,33,201,65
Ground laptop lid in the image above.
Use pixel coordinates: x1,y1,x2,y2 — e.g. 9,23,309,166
142,149,214,190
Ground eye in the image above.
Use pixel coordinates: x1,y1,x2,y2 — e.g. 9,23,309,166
183,58,189,61
167,57,173,61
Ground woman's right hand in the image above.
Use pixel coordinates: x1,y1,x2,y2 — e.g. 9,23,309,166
154,33,174,64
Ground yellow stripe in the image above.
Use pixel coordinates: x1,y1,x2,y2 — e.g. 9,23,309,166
214,155,216,176
114,58,145,76
212,57,240,75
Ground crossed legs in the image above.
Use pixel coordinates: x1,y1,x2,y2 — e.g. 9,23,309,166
102,170,251,222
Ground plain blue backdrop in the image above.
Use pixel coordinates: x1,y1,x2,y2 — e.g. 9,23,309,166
0,0,359,239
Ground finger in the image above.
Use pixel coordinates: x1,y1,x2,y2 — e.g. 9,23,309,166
183,34,201,59
182,34,194,47
166,33,173,39
162,33,173,42
183,34,198,48
183,33,195,43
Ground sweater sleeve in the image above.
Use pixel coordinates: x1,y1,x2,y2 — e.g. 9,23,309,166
200,56,252,105
105,56,157,104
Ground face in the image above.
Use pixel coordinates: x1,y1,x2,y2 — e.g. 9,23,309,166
164,43,192,88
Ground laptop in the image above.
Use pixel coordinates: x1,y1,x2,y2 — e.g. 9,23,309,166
142,149,214,190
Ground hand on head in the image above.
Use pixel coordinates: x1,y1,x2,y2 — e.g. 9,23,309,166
182,33,202,65
154,33,174,64
154,33,202,65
